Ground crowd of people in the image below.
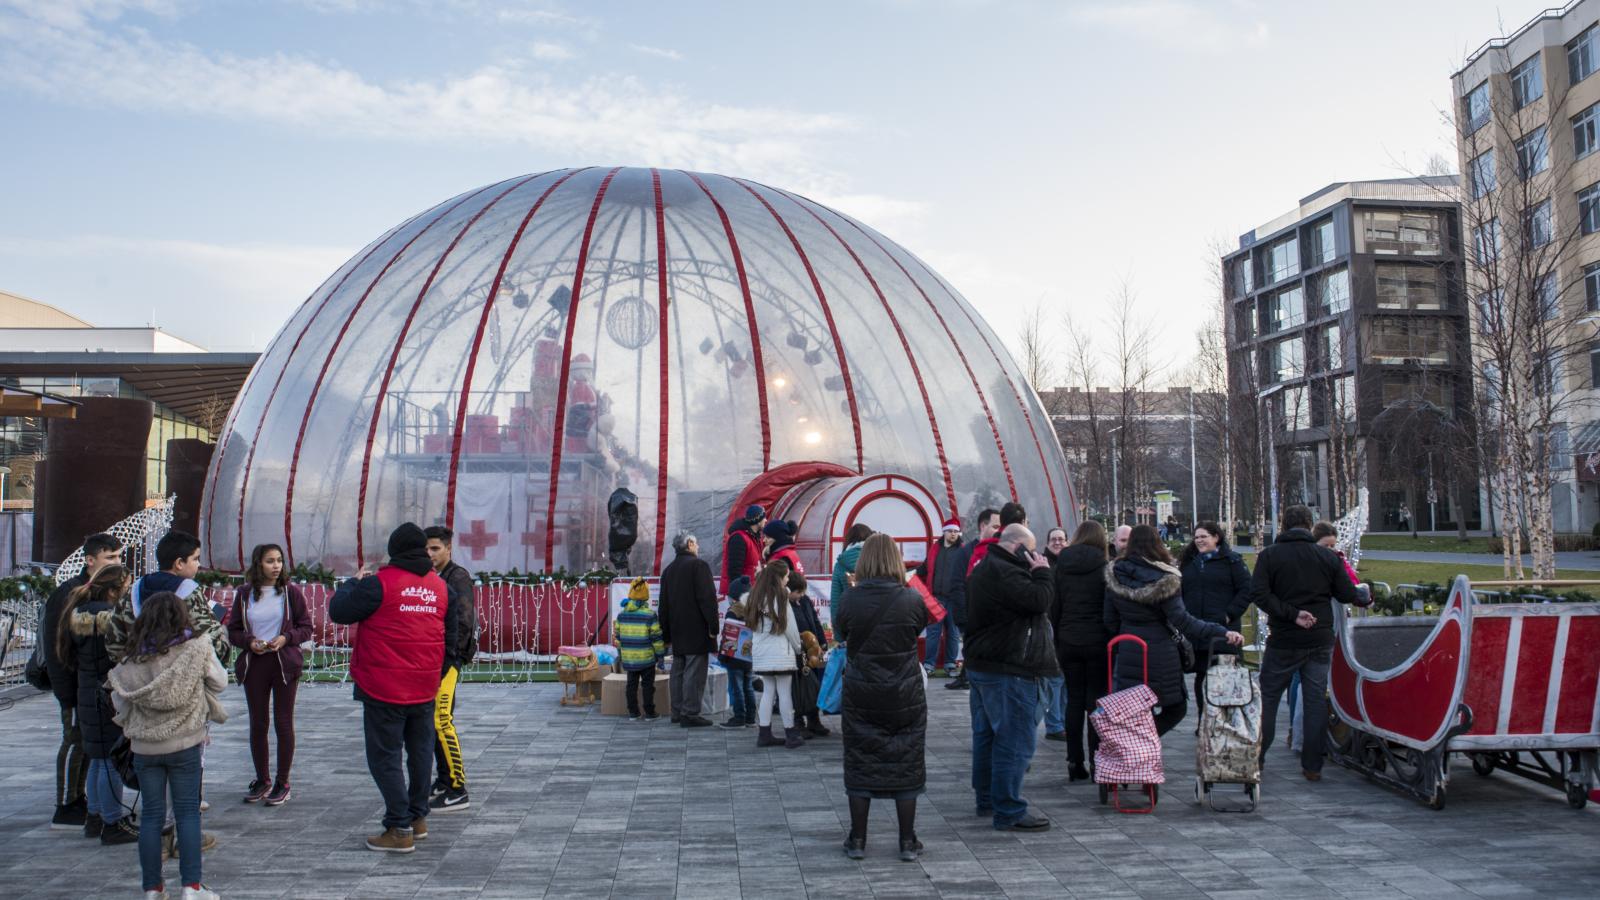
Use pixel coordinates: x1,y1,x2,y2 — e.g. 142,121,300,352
31,493,1369,887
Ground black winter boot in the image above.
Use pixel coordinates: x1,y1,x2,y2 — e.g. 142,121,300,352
784,727,805,749
757,725,783,747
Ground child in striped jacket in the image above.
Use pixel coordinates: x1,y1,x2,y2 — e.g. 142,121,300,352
616,578,666,720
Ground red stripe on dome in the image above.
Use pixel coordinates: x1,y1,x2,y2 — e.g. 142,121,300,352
683,171,770,471
831,212,1019,503
650,169,671,574
774,188,958,518
444,169,590,534
353,174,540,567
907,256,1066,527
215,212,429,570
282,184,499,565
541,167,623,569
731,178,864,473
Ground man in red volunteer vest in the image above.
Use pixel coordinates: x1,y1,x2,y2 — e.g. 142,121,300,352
720,504,764,596
331,523,459,854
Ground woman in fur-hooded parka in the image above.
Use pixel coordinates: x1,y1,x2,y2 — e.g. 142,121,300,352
1103,557,1226,710
68,605,122,759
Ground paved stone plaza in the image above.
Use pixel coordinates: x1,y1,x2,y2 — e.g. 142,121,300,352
1,681,1596,899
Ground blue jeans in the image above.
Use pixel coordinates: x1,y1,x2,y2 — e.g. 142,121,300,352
134,745,204,891
968,670,1040,827
1039,674,1065,733
922,617,960,672
85,757,126,824
726,667,756,722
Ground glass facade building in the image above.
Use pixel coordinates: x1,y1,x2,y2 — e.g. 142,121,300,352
1222,178,1479,532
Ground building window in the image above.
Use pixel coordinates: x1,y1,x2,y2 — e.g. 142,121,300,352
1534,351,1563,395
1581,183,1600,234
1279,386,1311,431
1317,266,1350,314
1586,262,1600,311
1228,258,1254,298
1525,199,1553,248
1539,272,1559,320
1470,149,1496,199
1322,323,1344,370
1376,263,1444,311
1332,375,1356,424
1358,209,1444,255
1517,125,1549,177
1577,103,1600,160
1591,344,1600,387
1463,79,1490,133
1476,289,1504,330
1473,218,1501,264
1513,52,1544,108
1235,300,1257,341
1271,335,1304,384
1366,318,1453,366
1381,372,1456,411
1268,285,1305,331
1310,217,1336,265
1265,235,1299,284
1571,24,1599,85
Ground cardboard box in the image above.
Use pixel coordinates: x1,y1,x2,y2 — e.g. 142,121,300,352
601,671,670,716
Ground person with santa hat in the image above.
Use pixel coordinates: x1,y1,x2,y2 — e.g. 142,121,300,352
916,518,967,678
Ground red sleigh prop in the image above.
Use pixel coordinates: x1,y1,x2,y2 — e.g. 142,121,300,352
1328,575,1600,809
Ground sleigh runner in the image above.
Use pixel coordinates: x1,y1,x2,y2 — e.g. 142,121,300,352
1327,574,1600,809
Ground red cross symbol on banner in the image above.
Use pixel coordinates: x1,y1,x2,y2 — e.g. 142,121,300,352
459,519,501,561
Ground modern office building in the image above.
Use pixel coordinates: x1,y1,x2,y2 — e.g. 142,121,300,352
1453,0,1600,532
1222,178,1480,533
1,289,257,508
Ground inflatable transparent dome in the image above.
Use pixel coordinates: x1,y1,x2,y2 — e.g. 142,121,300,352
202,167,1075,574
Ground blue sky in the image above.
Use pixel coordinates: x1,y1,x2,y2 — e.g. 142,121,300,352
0,0,1532,370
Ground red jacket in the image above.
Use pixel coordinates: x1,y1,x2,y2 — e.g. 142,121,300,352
349,566,449,705
966,537,999,576
767,544,804,575
721,526,760,595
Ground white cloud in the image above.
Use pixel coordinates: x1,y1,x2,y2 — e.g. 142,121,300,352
1068,0,1269,51
629,43,683,62
0,0,178,28
0,235,352,351
0,4,854,179
530,40,574,60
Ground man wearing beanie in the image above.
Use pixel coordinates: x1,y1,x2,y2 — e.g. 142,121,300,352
721,505,765,596
331,523,458,854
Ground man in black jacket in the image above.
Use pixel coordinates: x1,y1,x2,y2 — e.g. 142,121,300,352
424,526,477,813
963,524,1058,831
40,533,122,831
658,532,719,727
1251,505,1366,781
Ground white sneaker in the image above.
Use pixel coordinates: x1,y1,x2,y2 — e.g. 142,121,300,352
182,887,220,900
144,891,167,900
198,800,211,813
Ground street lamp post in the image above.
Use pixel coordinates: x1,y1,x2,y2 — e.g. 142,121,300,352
1188,387,1199,531
1108,425,1124,526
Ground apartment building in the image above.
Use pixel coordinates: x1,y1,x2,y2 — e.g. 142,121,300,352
1453,0,1600,532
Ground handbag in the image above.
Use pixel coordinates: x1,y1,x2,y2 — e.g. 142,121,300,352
818,648,846,714
23,603,51,691
1160,608,1197,674
791,658,820,715
110,735,140,792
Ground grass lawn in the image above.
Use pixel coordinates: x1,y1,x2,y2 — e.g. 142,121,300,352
1359,534,1499,553
1238,553,1599,588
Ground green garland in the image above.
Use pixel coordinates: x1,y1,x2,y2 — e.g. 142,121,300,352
187,564,618,590
0,573,56,602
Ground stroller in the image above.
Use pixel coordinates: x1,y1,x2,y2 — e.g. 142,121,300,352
1194,644,1262,812
1092,635,1164,813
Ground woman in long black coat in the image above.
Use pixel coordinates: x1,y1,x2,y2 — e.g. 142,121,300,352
837,534,928,862
1104,526,1243,736
57,564,137,843
1052,520,1110,781
1177,521,1253,715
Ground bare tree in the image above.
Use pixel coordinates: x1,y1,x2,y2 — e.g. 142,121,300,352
1017,297,1057,395
1448,45,1600,579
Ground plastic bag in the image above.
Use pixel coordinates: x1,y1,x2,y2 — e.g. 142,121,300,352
818,647,846,714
